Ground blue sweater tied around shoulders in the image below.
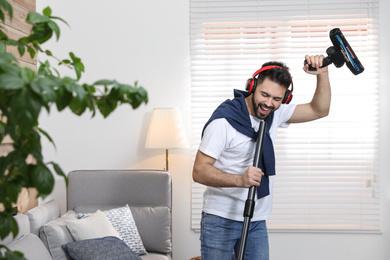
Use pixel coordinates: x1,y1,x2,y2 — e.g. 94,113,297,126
202,89,275,199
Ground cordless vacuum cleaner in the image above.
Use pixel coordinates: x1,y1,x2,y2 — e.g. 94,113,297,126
304,28,364,75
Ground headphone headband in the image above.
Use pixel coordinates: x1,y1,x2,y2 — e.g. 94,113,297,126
245,65,294,104
252,65,284,78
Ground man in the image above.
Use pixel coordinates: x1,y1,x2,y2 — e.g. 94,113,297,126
192,55,331,260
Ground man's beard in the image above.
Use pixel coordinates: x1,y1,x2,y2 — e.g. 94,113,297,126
252,94,277,119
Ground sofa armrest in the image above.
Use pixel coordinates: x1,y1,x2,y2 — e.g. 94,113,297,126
0,214,52,260
0,214,30,245
7,233,52,260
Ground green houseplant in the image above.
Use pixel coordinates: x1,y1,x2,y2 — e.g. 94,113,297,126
0,1,148,258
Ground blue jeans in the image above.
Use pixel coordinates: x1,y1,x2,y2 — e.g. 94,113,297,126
200,212,269,260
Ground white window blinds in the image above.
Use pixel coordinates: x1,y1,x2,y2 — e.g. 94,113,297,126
190,0,380,232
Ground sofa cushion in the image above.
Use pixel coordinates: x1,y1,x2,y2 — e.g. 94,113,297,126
66,210,120,241
78,205,147,255
63,236,142,260
40,210,77,260
25,199,61,236
131,206,171,254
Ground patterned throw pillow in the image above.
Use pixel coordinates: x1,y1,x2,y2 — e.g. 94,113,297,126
63,236,142,260
78,205,147,255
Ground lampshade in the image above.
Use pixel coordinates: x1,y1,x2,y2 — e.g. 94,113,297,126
145,108,189,149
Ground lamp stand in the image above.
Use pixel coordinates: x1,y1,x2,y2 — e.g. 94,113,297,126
165,149,169,171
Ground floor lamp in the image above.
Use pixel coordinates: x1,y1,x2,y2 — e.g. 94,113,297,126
145,108,189,171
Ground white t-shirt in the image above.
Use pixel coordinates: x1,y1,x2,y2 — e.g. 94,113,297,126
199,103,296,221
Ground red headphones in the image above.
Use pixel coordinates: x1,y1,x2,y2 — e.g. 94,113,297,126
245,65,294,104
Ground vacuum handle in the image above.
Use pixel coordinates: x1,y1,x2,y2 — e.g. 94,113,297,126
253,120,267,168
237,120,267,260
303,56,333,71
242,120,267,219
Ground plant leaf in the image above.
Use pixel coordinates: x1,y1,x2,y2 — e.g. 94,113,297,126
17,43,25,57
69,52,84,80
0,74,24,90
0,52,17,64
55,87,72,111
0,62,21,76
27,46,36,59
47,20,60,41
38,127,56,150
9,88,42,131
30,77,57,103
42,6,51,17
4,250,26,260
0,211,18,240
73,83,86,102
47,162,68,186
0,29,7,39
5,182,21,204
97,96,117,118
0,121,5,143
31,163,54,197
0,159,8,182
69,97,87,116
0,41,5,54
26,11,50,24
93,79,114,86
0,212,11,239
49,15,69,26
10,214,18,238
0,0,13,21
21,67,35,83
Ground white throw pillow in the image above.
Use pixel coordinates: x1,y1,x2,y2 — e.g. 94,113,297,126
66,210,120,241
78,205,147,255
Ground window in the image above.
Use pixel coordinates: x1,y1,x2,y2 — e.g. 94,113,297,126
190,0,380,232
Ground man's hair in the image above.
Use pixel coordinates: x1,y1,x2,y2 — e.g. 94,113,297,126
256,61,292,90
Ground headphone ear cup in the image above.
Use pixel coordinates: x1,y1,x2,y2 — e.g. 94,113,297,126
282,90,293,104
245,78,257,93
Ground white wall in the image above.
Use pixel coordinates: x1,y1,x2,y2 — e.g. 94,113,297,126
36,0,390,259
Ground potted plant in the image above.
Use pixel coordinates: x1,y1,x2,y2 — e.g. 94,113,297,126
0,1,148,258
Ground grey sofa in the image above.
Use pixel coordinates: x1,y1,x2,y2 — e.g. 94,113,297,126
1,170,172,260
